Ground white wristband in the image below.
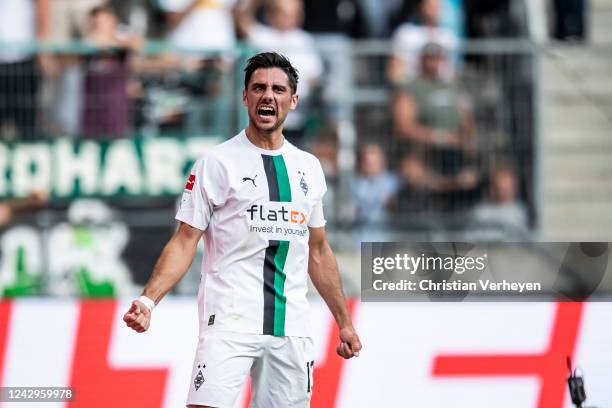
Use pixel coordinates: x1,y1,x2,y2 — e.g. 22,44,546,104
138,295,156,313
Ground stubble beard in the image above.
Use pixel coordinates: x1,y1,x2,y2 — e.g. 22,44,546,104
249,112,285,135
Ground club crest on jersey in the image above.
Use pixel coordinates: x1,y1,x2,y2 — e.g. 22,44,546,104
194,364,206,390
298,171,308,196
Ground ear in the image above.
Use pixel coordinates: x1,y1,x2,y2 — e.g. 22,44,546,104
290,93,299,111
242,88,247,107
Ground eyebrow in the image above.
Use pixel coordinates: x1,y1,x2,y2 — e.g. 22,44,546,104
250,82,288,89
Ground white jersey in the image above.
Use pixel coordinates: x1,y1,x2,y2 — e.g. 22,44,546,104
176,130,327,337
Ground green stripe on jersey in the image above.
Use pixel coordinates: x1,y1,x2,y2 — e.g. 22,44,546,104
271,156,290,335
272,155,292,202
261,154,292,336
273,240,289,336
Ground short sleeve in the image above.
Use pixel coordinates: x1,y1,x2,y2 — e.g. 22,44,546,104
309,200,326,228
307,159,328,228
175,155,224,231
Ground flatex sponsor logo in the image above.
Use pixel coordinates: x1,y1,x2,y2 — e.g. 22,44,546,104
245,203,308,239
246,204,306,225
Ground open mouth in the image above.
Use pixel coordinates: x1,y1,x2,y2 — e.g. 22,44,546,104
257,106,276,117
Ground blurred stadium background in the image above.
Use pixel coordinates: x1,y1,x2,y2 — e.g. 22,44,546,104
1,0,611,407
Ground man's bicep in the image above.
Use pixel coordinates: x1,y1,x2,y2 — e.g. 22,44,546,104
174,221,204,248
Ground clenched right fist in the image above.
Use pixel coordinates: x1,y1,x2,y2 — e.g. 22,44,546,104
123,300,151,333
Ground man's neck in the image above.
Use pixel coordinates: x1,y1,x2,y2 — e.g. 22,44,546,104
245,125,284,150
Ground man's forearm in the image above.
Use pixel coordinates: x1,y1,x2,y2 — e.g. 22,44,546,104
309,242,352,329
142,234,198,304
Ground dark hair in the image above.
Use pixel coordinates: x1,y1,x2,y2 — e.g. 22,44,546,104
244,52,299,94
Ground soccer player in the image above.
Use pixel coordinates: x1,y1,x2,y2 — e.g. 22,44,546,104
123,52,362,408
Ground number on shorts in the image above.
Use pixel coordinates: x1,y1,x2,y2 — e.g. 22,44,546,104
306,360,314,393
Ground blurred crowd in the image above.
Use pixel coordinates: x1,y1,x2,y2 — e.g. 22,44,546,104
0,0,537,140
0,0,588,239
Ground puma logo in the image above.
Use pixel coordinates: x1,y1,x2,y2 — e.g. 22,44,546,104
242,175,257,187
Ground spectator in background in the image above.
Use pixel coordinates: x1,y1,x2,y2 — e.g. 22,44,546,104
241,0,324,147
394,43,475,174
393,152,477,216
394,153,432,214
393,42,478,210
0,0,50,140
154,0,238,134
45,0,107,137
388,0,459,84
50,0,117,42
81,5,142,139
352,143,399,232
161,0,237,52
471,166,528,235
389,0,464,37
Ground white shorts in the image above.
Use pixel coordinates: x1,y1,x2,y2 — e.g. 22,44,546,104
186,331,314,408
